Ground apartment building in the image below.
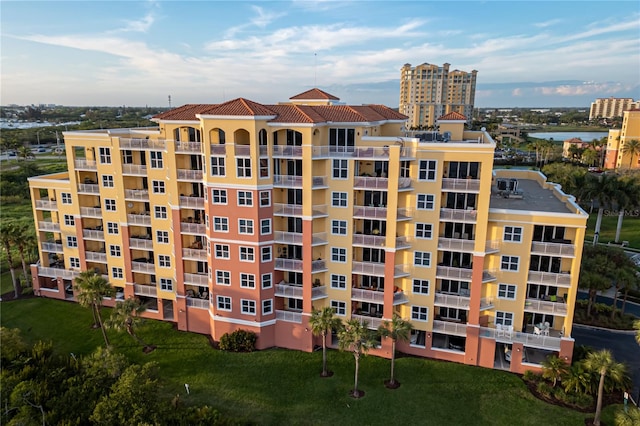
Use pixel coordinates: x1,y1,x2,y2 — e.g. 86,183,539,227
605,109,640,169
589,97,639,121
29,88,586,373
399,63,477,129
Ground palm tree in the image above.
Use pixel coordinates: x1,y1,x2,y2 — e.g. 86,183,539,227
105,298,154,352
75,271,114,347
309,307,342,377
338,319,376,398
616,407,640,426
581,173,620,245
378,313,412,388
634,320,640,345
13,219,35,288
0,219,21,298
541,355,568,388
583,350,627,426
564,362,593,395
621,139,640,169
614,175,640,243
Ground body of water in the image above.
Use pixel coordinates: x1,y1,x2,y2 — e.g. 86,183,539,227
528,131,608,141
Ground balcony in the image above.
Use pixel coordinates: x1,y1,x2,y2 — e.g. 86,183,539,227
82,229,105,240
272,145,303,158
35,200,58,210
186,297,209,309
180,222,206,235
175,141,202,153
480,298,495,310
77,183,100,194
438,237,475,252
74,159,97,170
530,241,575,257
121,164,147,176
479,326,562,351
352,234,386,247
209,144,229,156
273,175,303,188
274,258,327,273
273,204,328,218
120,138,166,150
132,261,155,274
182,248,207,261
393,291,409,305
41,242,63,252
80,207,102,218
85,251,107,263
353,205,387,220
184,273,208,285
127,213,152,226
176,169,204,181
275,283,304,299
274,231,328,246
179,196,205,209
134,284,157,297
439,208,477,223
312,145,414,160
37,266,78,280
129,237,154,250
441,178,481,193
351,287,385,303
233,145,251,157
352,314,384,330
434,293,470,309
527,271,572,288
436,265,473,281
433,320,467,337
524,298,568,316
38,220,60,232
351,261,410,278
276,309,302,323
353,177,389,190
124,189,150,201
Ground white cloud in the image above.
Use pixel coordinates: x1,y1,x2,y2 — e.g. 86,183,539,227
533,19,562,28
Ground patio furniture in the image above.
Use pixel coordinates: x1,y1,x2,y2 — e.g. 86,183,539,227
496,324,504,337
534,326,541,335
504,326,513,338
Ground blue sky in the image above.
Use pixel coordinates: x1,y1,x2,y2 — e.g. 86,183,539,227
2,1,639,108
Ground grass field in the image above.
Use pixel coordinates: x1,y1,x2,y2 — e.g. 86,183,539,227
585,213,640,249
0,297,622,425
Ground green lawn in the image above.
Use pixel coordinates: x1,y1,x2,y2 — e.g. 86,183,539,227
1,297,618,425
586,213,640,249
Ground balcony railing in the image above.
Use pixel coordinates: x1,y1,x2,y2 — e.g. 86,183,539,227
80,207,102,217
180,222,206,234
273,175,303,188
38,220,60,232
85,251,107,263
127,214,152,226
351,288,385,303
312,259,327,272
353,205,387,219
179,196,205,208
480,298,495,310
273,231,328,245
440,208,477,222
433,320,467,336
124,189,150,201
74,159,97,170
35,200,58,210
120,138,166,150
184,273,208,285
129,237,154,250
209,144,229,156
275,283,303,299
41,242,63,252
134,284,157,297
182,248,207,261
175,141,202,153
434,293,470,309
436,265,473,281
524,298,568,316
352,314,384,330
176,169,204,181
186,297,209,309
312,145,413,159
393,291,409,305
273,203,303,217
37,266,78,280
479,326,562,351
272,145,303,157
527,271,572,288
438,237,475,252
276,309,302,323
530,241,575,257
353,177,389,190
352,261,386,277
121,164,147,175
77,183,100,194
82,229,105,240
441,178,481,192
132,261,155,273
312,286,328,299
234,145,252,156
352,234,386,247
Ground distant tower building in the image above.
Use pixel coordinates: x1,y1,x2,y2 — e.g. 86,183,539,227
589,97,639,120
399,63,477,129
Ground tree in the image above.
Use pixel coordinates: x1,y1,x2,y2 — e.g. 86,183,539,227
309,307,342,377
541,355,569,388
616,407,640,426
17,146,34,161
581,173,620,245
378,313,412,388
0,219,21,298
610,267,637,319
613,174,640,243
75,271,114,347
621,139,640,169
581,147,597,167
634,320,640,345
338,319,376,398
579,245,617,316
105,298,154,352
583,350,627,426
12,219,36,288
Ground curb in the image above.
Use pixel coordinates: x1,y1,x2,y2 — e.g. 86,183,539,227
573,323,637,335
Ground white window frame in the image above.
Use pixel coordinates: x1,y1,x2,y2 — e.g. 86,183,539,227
154,206,167,219
216,270,231,286
70,257,80,268
215,244,230,259
503,226,523,242
331,191,348,207
240,273,256,288
416,193,435,210
262,299,273,315
67,236,78,248
158,254,171,268
210,156,225,176
61,193,72,204
236,158,252,178
105,199,116,211
331,300,346,316
261,273,273,289
331,274,346,289
150,151,163,169
111,267,123,279
217,296,232,311
332,159,348,179
500,255,519,271
496,311,514,326
211,189,227,204
156,230,169,244
107,222,119,235
331,247,347,263
160,278,173,291
239,246,255,262
237,191,253,206
331,220,348,235
109,245,121,257
238,218,254,235
411,305,429,322
152,180,166,194
418,160,437,181
261,246,272,262
412,279,430,295
213,217,229,232
64,214,75,226
498,283,517,300
260,219,272,235
414,251,431,267
241,299,256,315
102,175,114,188
415,223,433,239
99,147,111,164
259,190,271,207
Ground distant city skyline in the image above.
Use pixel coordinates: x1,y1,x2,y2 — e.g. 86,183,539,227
2,1,639,108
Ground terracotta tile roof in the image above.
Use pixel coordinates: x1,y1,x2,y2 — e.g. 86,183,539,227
438,111,467,121
565,138,584,143
266,105,319,123
365,104,408,120
290,88,340,101
200,98,276,116
152,104,212,121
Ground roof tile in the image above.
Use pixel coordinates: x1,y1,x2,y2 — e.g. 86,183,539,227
438,111,467,121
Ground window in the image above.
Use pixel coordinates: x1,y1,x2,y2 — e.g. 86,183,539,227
238,219,254,234
412,279,430,294
99,147,111,164
109,245,121,257
212,189,227,204
261,246,272,262
262,299,273,315
112,267,123,279
152,180,165,194
498,284,517,300
332,191,348,207
331,274,346,289
210,156,225,176
154,206,167,219
415,223,433,239
237,191,253,206
64,214,75,226
260,219,271,235
107,222,119,235
216,270,231,286
213,217,228,232
156,230,169,244
331,220,347,235
411,306,429,321
102,175,114,187
215,244,230,259
239,246,254,262
105,199,116,211
70,257,80,268
260,190,271,206
418,160,437,181
259,159,269,178
416,194,435,210
332,159,348,179
329,128,355,147
331,247,347,263
158,255,171,268
217,296,232,311
61,193,72,204
496,311,514,326
160,278,173,291
122,150,133,164
414,251,431,267
504,226,523,242
66,236,78,248
241,299,256,315
501,256,519,271
240,273,256,288
150,151,163,168
331,300,346,316
261,273,272,289
236,158,251,178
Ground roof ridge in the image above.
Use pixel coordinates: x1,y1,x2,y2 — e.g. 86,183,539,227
291,104,314,123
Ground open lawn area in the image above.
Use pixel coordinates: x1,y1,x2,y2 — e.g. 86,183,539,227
585,213,640,249
0,297,621,425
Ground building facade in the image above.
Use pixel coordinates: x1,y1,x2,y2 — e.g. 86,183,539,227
399,63,477,129
605,109,640,169
29,88,586,373
589,97,639,121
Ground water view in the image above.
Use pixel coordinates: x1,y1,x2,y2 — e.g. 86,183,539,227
528,131,608,141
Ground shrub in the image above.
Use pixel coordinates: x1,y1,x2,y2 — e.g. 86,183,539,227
219,330,257,352
536,381,553,398
523,370,541,383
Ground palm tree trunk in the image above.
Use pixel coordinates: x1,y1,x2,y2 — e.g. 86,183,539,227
353,353,360,396
127,326,148,348
587,289,597,317
95,305,110,347
321,332,327,376
621,289,629,313
615,209,624,243
390,340,397,384
18,246,29,288
610,287,619,319
593,207,604,245
90,304,99,328
4,246,20,298
594,371,605,426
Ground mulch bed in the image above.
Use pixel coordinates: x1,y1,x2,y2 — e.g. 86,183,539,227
523,377,621,413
